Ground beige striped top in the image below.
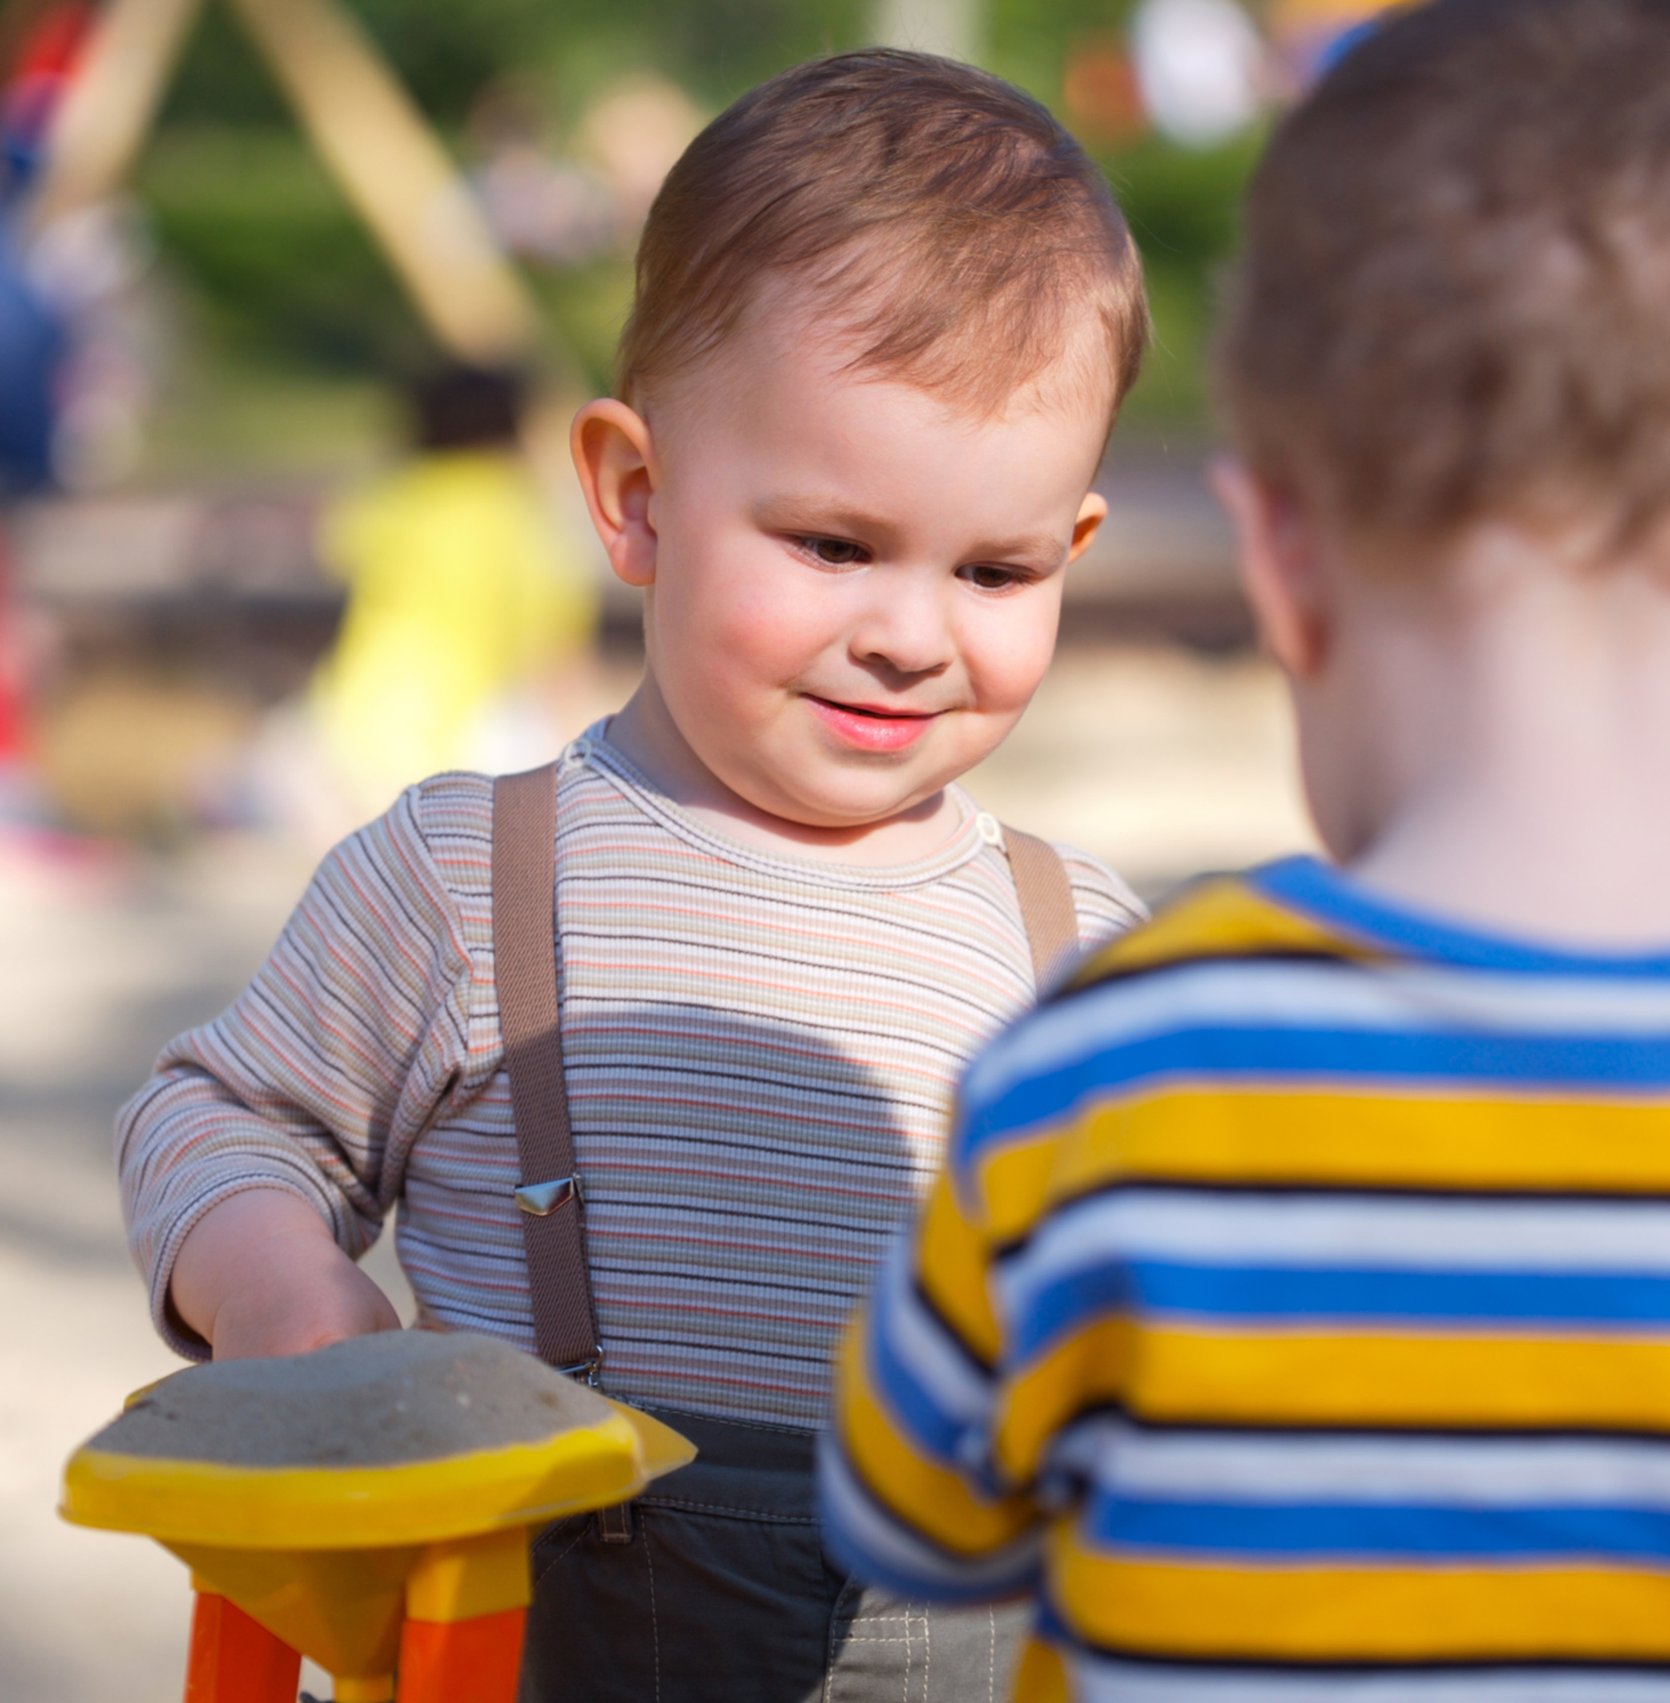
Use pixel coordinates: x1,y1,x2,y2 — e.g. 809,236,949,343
118,727,1144,1429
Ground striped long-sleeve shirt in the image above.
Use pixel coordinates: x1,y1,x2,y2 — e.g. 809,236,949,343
822,855,1670,1699
117,725,1142,1429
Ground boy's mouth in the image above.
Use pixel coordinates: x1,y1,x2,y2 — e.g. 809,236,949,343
804,695,940,753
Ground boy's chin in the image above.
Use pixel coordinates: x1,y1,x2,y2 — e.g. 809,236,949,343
732,767,956,839
766,786,944,834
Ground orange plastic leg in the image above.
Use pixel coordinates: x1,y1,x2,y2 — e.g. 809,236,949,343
395,1606,526,1703
185,1591,301,1703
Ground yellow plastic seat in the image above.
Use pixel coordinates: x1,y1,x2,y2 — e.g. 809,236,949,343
60,1338,693,1703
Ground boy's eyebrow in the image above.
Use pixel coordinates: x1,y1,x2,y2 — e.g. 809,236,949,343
753,493,1067,565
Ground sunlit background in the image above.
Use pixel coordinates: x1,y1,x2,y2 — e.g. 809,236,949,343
0,2,1398,1696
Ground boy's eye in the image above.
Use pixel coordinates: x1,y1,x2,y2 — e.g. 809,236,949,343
961,563,1025,592
800,536,867,566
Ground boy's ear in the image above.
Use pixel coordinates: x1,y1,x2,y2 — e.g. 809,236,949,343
1210,456,1330,679
571,400,659,588
1066,492,1108,564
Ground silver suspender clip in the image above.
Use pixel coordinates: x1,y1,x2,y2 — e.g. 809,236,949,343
514,1174,584,1215
512,1174,601,1383
559,1349,605,1387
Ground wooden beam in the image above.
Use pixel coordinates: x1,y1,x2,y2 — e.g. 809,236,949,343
25,0,204,232
223,0,541,364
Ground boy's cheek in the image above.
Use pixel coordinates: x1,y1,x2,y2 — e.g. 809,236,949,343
959,626,1059,740
652,562,798,663
704,586,831,674
971,598,1063,712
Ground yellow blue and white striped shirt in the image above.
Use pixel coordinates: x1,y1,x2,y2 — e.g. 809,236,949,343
821,857,1670,1701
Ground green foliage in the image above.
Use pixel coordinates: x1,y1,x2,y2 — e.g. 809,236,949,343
139,129,426,375
159,0,868,129
137,123,630,392
987,0,1138,104
1100,130,1263,435
130,0,1260,473
534,260,635,398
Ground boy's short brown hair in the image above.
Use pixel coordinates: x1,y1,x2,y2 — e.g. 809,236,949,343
618,50,1148,426
1218,0,1670,556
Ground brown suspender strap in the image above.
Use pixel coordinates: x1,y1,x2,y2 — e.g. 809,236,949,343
491,763,602,1381
1001,825,1079,993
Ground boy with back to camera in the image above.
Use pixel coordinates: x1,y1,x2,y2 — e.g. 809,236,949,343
116,49,1149,1701
823,1,1670,1697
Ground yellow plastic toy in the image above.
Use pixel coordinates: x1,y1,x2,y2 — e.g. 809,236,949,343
60,1332,693,1703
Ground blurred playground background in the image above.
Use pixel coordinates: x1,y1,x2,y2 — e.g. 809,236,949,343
0,0,1394,1697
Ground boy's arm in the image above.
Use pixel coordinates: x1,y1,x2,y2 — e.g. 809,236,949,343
117,782,482,1360
169,1189,401,1360
819,1142,1044,1603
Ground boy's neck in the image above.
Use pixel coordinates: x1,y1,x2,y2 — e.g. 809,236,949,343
602,680,969,867
1333,546,1670,949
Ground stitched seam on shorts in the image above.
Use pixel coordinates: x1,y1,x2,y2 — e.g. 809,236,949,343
644,1520,662,1703
530,1520,589,1583
825,1579,860,1703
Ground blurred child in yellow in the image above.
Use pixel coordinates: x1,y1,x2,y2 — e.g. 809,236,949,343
309,365,598,822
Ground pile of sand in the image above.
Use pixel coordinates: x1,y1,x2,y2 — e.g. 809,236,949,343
85,1331,615,1468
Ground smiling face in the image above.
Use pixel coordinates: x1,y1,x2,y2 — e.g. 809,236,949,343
573,299,1111,851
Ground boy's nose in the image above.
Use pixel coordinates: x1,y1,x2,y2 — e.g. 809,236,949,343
848,582,955,678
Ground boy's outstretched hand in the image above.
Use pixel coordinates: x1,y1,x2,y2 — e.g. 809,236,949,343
170,1188,402,1361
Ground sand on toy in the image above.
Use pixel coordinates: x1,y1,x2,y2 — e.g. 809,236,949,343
82,1330,617,1468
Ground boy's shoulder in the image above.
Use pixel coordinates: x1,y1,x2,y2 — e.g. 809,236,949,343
953,863,1371,1144
385,751,595,876
1065,859,1368,988
1030,834,1146,946
352,769,500,909
398,766,498,834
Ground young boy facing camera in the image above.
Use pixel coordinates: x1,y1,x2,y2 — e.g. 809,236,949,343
118,51,1147,1701
826,1,1670,1696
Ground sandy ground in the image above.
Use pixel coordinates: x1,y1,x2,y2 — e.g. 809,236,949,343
0,643,1311,1703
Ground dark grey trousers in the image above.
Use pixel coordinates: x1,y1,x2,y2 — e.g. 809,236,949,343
519,1409,1024,1702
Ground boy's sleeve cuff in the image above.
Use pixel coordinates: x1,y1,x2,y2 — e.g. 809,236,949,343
146,1174,339,1362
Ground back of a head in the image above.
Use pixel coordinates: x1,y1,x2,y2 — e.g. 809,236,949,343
1218,0,1670,559
407,364,527,453
618,49,1148,427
